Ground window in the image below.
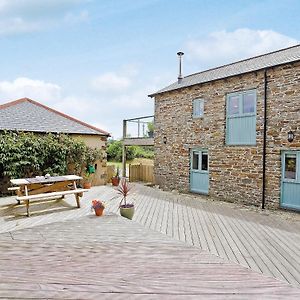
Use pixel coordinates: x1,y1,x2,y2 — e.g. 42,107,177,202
193,98,204,118
191,150,208,172
228,95,239,115
284,154,297,180
243,93,255,114
192,152,199,170
201,152,208,171
226,90,256,145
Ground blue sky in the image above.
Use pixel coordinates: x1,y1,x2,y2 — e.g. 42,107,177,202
0,0,299,138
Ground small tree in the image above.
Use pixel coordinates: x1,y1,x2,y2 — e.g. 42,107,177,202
146,121,154,138
107,139,136,162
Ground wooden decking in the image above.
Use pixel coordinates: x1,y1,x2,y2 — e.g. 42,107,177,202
0,213,300,298
0,184,299,298
105,184,300,287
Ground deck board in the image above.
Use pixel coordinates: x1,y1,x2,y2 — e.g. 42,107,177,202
0,215,300,299
1,184,299,290
104,185,300,287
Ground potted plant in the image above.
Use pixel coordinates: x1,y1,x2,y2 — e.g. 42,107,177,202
82,163,96,189
91,199,105,216
117,178,134,220
111,166,120,186
83,172,93,189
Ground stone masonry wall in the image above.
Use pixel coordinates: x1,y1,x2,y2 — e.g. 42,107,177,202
154,62,300,209
73,134,108,186
265,63,300,206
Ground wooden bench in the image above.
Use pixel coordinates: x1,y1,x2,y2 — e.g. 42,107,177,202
8,187,20,192
7,187,21,204
16,188,89,216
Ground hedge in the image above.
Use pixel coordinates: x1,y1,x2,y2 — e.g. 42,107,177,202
0,131,102,179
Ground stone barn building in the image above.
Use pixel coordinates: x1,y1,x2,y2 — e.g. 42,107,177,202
149,45,300,211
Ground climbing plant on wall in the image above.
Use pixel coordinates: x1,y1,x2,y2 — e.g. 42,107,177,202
0,131,102,179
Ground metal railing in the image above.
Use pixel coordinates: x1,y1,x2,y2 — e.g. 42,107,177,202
123,115,154,139
122,115,154,177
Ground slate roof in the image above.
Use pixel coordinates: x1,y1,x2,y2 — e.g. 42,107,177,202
0,98,110,136
149,44,300,97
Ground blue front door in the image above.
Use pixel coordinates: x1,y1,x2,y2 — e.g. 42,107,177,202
281,151,300,211
190,149,209,194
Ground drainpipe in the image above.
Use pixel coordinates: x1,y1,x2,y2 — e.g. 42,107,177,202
262,69,268,209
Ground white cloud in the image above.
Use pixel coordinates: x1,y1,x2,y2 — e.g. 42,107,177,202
0,76,112,133
0,17,39,35
0,0,87,16
0,77,61,103
0,73,154,139
186,29,298,69
63,10,89,23
91,122,110,133
91,72,132,92
88,66,157,138
0,0,89,35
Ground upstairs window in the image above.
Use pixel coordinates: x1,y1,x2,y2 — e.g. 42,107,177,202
226,90,256,145
193,98,204,118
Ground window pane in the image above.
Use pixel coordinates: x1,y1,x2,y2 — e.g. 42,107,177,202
192,152,199,170
243,93,255,113
199,100,204,116
201,152,208,171
285,154,296,179
193,101,198,115
228,96,239,115
193,99,204,117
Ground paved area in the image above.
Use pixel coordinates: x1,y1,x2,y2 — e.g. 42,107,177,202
1,212,300,299
1,184,300,292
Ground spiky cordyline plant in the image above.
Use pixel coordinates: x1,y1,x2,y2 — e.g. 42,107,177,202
117,178,134,208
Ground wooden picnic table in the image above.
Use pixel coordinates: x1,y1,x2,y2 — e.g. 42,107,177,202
10,175,88,216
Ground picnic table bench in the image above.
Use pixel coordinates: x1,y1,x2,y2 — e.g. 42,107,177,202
10,175,88,216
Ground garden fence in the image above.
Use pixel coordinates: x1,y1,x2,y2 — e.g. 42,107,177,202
129,163,154,183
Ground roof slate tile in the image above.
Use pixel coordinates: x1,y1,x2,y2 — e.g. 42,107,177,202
0,98,109,136
149,44,300,96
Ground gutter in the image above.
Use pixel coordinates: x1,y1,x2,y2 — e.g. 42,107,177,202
262,69,268,209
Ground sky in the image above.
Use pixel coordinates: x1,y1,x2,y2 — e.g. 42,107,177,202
0,0,299,139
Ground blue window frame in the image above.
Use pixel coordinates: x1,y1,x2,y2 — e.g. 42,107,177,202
193,98,204,118
226,90,256,145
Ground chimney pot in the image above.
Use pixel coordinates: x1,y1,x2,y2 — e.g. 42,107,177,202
177,51,184,83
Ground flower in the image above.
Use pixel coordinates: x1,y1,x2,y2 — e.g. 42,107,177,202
91,199,105,210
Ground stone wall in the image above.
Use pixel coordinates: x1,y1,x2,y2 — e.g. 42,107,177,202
154,62,300,208
73,134,108,186
265,63,300,206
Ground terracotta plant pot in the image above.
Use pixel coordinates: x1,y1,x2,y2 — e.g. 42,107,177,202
120,205,135,220
83,182,92,189
94,207,104,216
111,177,120,186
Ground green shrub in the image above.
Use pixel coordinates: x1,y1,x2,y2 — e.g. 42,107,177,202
107,139,154,162
0,131,102,179
107,140,123,162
